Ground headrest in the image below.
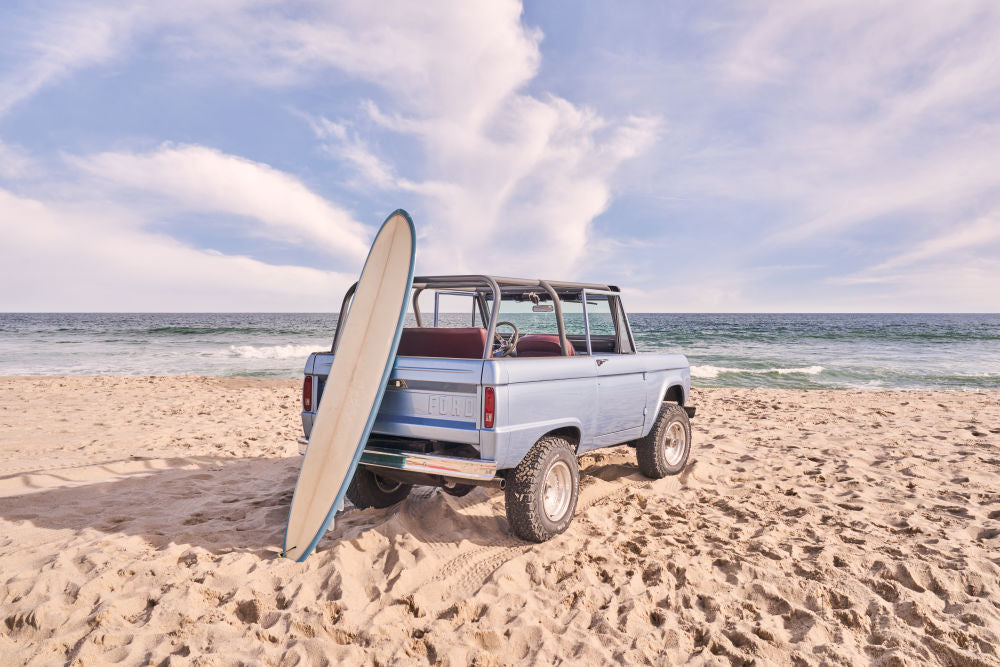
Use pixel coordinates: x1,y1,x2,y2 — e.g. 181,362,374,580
397,327,487,359
516,334,574,358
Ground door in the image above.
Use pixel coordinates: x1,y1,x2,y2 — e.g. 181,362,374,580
594,355,647,445
581,295,646,448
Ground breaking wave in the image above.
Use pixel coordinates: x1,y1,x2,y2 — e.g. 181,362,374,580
228,344,320,360
691,365,824,379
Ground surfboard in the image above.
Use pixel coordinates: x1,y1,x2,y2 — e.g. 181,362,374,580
282,209,415,562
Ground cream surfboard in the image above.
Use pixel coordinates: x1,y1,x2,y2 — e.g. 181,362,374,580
282,210,415,562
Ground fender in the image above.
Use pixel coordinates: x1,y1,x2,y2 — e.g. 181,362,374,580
487,417,585,469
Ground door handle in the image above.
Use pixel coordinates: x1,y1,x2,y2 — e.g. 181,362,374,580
596,359,608,366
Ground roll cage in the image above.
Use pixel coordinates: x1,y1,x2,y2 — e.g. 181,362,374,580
331,275,637,360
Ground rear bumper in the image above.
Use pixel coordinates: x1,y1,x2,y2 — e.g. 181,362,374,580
296,437,497,482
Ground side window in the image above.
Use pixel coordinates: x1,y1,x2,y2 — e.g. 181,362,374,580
566,293,632,354
412,290,485,328
563,294,614,355
584,297,614,336
560,299,586,336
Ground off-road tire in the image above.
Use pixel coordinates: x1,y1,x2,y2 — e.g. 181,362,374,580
346,467,413,509
635,404,691,479
504,435,579,542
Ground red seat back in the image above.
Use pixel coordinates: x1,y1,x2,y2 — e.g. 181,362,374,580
397,327,487,359
516,334,574,357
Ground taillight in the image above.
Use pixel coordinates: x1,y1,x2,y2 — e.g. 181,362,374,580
303,376,313,411
483,387,495,428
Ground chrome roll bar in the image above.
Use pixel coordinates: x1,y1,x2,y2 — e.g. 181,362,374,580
331,275,618,358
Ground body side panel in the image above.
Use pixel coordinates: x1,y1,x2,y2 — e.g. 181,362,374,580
490,357,597,469
583,354,648,452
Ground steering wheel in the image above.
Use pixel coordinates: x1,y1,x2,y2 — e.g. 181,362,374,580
492,321,520,357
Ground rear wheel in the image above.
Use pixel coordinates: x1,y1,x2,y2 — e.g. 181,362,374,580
635,404,691,478
504,435,579,542
346,467,413,509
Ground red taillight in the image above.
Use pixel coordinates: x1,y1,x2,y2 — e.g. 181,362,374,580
303,376,313,411
483,387,495,428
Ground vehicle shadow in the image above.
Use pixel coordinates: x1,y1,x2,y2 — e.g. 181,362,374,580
0,455,527,557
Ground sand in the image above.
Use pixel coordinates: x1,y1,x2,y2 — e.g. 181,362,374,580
0,377,998,666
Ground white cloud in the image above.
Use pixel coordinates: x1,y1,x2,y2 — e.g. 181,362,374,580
4,1,657,284
227,2,543,126
0,188,355,311
618,1,1000,311
830,259,1000,312
6,0,996,311
0,140,33,180
866,214,1000,275
693,2,1000,240
305,118,397,190
0,6,129,117
836,212,1000,294
267,2,660,277
69,144,371,261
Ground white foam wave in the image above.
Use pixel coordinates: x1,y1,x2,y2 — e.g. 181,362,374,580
691,365,824,379
228,344,318,360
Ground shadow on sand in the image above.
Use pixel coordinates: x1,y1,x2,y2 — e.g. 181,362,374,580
0,452,641,556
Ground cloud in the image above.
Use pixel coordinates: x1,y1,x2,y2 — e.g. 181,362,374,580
69,144,372,261
836,213,1000,285
608,1,1000,310
683,2,1000,236
0,5,136,117
218,2,543,126
265,4,658,274
268,3,661,277
304,116,397,190
4,0,997,311
4,1,657,282
866,214,1000,275
0,188,355,311
0,140,33,180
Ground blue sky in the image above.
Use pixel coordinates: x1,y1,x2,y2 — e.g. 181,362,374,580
0,1,998,312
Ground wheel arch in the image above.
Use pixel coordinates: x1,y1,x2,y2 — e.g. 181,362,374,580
662,384,685,406
540,426,581,452
495,419,584,468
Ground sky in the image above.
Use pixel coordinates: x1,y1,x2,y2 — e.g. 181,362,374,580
0,1,998,312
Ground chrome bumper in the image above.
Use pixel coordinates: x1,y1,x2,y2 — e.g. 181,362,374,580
296,438,497,482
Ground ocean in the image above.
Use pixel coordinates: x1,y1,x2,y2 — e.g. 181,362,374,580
0,313,998,390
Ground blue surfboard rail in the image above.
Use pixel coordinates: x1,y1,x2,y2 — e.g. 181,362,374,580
282,209,416,562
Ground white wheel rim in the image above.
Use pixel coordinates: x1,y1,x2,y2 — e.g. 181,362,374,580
542,460,573,522
663,422,687,466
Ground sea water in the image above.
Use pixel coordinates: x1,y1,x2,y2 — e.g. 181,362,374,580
0,313,997,390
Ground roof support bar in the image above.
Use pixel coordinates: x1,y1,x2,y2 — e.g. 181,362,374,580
331,275,613,358
331,281,358,353
537,280,569,357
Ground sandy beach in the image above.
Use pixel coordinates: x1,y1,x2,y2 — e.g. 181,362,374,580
0,376,998,665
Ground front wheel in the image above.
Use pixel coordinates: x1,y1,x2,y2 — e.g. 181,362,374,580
504,435,579,542
346,467,413,509
635,404,692,478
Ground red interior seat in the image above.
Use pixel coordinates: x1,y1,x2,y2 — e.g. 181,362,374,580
397,327,487,359
516,334,574,357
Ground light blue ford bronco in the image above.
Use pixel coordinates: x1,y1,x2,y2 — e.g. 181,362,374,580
298,275,693,542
